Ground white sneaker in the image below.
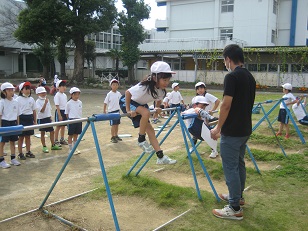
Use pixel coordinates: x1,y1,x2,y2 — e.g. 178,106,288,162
74,149,81,155
212,205,243,220
156,155,177,165
209,150,218,158
11,158,21,166
0,160,11,169
189,147,194,153
138,140,154,153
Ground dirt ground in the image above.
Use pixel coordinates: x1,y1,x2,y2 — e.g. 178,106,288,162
0,89,279,230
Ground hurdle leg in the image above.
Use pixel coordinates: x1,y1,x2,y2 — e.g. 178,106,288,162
245,145,261,174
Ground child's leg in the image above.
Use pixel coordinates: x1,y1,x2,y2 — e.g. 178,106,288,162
135,106,151,142
114,124,119,136
111,125,116,137
0,142,11,168
41,131,46,146
146,123,160,152
55,126,60,141
18,136,24,154
73,134,78,143
60,126,65,139
50,131,55,145
0,142,5,157
285,124,290,135
277,122,283,134
25,135,31,153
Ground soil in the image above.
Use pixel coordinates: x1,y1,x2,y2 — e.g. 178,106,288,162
0,89,281,230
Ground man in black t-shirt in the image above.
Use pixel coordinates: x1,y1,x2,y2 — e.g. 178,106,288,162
211,44,256,220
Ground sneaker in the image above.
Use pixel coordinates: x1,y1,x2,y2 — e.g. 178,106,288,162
212,205,243,220
219,193,245,206
276,132,282,136
60,139,68,145
0,160,11,168
115,136,123,141
285,134,290,139
11,158,21,166
54,140,62,147
189,147,194,153
138,140,154,153
18,153,26,160
42,146,49,153
111,137,118,143
51,145,62,150
156,155,177,165
26,151,35,158
152,118,159,124
74,149,81,155
209,150,218,159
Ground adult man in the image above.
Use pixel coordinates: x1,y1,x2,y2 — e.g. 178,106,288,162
210,44,256,220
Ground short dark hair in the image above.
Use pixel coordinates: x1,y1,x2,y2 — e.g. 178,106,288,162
223,44,244,64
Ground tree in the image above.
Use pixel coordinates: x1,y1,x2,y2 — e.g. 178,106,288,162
117,0,150,83
59,0,117,83
108,48,122,72
84,40,96,77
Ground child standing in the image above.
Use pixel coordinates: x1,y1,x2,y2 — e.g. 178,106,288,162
0,82,21,168
54,80,68,146
103,78,122,143
168,82,185,110
195,82,220,115
16,82,37,159
36,87,62,153
65,87,82,155
120,61,177,165
276,83,297,139
292,96,308,125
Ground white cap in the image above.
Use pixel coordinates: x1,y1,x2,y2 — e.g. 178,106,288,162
172,82,179,89
69,87,80,94
1,82,15,91
282,83,292,90
166,92,171,97
56,80,66,88
195,82,206,88
54,74,58,79
192,96,210,105
19,81,31,91
150,61,176,74
110,78,119,86
36,86,47,94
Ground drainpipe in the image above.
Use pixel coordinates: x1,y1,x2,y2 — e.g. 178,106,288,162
289,0,298,46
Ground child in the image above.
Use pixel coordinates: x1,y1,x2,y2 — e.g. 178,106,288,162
276,83,297,139
54,80,68,146
103,78,122,143
292,96,308,125
36,87,62,153
119,61,177,165
0,82,21,168
65,87,82,155
16,81,37,159
168,82,185,111
195,82,220,115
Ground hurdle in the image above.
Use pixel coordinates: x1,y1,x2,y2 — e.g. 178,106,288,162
0,114,122,231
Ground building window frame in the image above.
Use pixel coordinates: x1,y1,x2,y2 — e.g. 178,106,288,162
221,0,234,13
271,30,276,44
220,28,233,40
273,0,278,14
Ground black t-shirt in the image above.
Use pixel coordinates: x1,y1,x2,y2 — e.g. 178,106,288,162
221,66,256,137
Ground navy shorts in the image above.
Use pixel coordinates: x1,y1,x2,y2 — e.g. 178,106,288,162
67,119,82,135
299,115,308,126
109,110,121,126
55,109,68,124
37,117,54,132
19,114,34,136
0,120,19,142
278,109,289,124
119,95,149,128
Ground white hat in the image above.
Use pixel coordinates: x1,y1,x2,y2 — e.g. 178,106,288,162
282,83,292,90
69,87,80,94
19,81,31,91
171,82,179,89
36,86,47,94
192,96,210,105
195,82,206,88
1,82,15,91
150,61,176,74
166,92,171,97
56,80,66,88
54,74,58,79
110,78,119,86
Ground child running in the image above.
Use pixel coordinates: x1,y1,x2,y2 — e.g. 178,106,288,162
65,87,82,155
16,81,37,159
104,78,122,143
36,87,62,153
54,80,68,146
120,61,177,165
0,82,21,168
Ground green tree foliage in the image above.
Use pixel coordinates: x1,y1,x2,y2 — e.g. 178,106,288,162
84,40,96,77
108,48,122,72
118,0,150,83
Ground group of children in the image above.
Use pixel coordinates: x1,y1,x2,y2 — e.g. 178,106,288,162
0,80,83,169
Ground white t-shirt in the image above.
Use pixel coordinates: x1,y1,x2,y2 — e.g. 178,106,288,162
54,92,67,110
16,96,36,115
292,103,306,121
128,83,165,105
280,93,296,109
104,91,122,112
168,91,183,104
36,98,52,119
203,93,218,112
163,96,170,106
65,99,82,119
182,108,196,127
0,98,19,121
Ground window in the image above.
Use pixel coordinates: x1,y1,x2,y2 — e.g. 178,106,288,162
273,0,277,14
247,64,267,72
247,64,258,72
259,64,268,72
279,64,288,72
271,30,276,44
220,28,233,40
0,51,5,56
221,0,234,13
268,64,278,72
291,64,308,73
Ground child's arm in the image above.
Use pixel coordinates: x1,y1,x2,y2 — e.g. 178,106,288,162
125,90,136,117
33,110,37,125
40,98,48,113
210,99,221,114
55,105,62,121
103,103,107,114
